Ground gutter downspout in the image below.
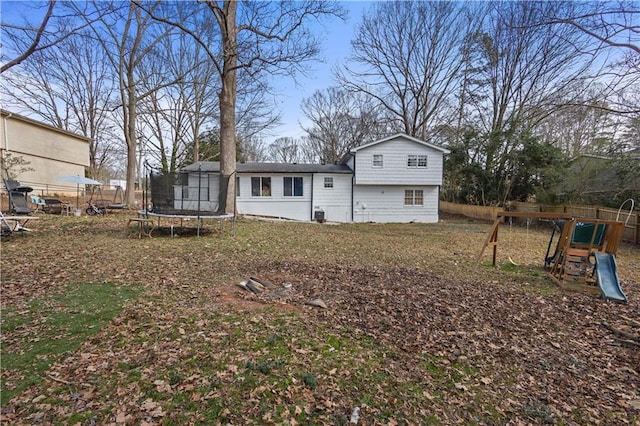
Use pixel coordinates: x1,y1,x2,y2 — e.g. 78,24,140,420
310,173,314,221
2,113,13,179
197,165,202,237
437,185,441,222
351,154,355,222
3,113,12,151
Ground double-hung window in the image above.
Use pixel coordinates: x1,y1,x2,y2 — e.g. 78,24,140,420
407,155,428,168
251,177,271,196
404,189,424,206
283,177,303,197
372,154,383,168
324,177,334,188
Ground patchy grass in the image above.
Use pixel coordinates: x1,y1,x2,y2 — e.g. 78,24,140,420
0,214,638,424
1,282,142,405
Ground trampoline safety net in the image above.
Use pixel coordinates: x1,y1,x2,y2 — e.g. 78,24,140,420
148,170,218,215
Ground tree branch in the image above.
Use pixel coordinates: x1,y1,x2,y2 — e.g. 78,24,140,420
1,0,56,73
131,1,223,76
552,17,640,55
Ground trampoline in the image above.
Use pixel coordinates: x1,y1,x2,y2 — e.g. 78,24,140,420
140,165,235,237
137,210,235,237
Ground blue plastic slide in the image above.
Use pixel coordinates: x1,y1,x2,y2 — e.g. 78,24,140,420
594,253,628,303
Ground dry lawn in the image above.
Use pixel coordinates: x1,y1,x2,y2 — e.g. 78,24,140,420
1,212,639,425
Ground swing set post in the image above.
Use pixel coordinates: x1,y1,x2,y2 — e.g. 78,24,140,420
476,212,573,267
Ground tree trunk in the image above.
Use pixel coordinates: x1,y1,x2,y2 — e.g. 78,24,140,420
124,63,138,207
217,1,237,215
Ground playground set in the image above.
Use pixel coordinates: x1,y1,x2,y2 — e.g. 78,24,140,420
477,208,632,303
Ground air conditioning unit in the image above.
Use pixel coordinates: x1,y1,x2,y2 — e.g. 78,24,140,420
314,210,325,223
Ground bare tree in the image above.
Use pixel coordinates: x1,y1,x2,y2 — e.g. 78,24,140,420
542,2,639,55
542,2,640,116
0,153,34,179
137,89,191,174
136,17,220,174
301,87,384,164
535,86,624,157
238,135,268,162
295,136,321,164
458,1,596,204
338,1,477,139
0,1,111,73
1,28,120,179
137,1,346,214
1,1,56,73
136,4,280,174
83,1,175,205
235,75,281,147
268,137,302,163
466,2,593,133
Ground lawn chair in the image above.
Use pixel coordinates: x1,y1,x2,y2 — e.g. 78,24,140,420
29,193,69,214
0,210,12,237
0,210,39,237
3,178,33,214
30,194,47,211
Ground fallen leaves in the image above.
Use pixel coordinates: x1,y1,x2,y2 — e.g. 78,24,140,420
1,215,639,424
140,398,164,418
231,259,640,423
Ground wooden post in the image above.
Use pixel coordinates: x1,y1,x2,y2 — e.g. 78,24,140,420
492,222,498,266
476,218,501,267
476,212,575,268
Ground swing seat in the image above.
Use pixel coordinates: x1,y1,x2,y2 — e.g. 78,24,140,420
108,186,126,210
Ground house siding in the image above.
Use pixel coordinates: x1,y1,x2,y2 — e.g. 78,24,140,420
178,133,448,223
1,110,90,194
311,174,353,222
236,173,312,221
353,185,439,223
175,173,220,211
354,139,444,186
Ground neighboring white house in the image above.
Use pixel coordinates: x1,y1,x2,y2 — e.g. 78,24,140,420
1,109,90,195
176,133,450,223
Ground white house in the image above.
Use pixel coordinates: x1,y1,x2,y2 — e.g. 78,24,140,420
346,133,450,223
175,133,450,223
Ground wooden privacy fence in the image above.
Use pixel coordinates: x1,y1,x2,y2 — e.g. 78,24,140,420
440,201,639,245
440,201,503,222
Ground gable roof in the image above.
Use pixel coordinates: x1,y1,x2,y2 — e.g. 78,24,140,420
569,151,640,163
181,161,352,174
1,109,90,143
350,133,450,155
